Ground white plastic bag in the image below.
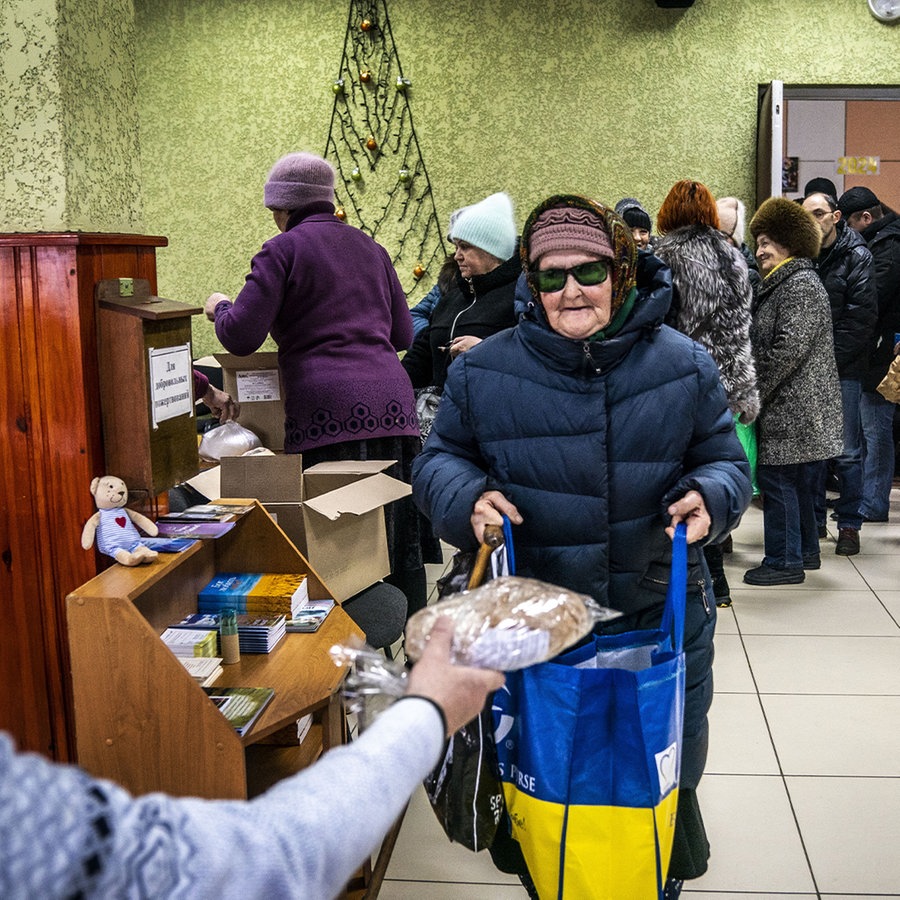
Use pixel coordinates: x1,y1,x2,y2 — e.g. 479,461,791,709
198,421,262,461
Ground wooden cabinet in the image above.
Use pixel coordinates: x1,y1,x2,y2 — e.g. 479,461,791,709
0,232,167,761
65,501,363,800
95,280,203,499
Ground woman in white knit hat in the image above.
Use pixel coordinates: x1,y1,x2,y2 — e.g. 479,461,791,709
402,192,521,396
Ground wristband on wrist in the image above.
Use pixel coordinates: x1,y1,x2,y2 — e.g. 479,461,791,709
402,694,448,738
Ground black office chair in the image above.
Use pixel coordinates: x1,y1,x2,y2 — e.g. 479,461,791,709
341,582,408,660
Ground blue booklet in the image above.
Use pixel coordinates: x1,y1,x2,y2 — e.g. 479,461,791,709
140,537,198,553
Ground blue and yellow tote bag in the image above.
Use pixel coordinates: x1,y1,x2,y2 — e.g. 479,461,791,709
492,524,688,899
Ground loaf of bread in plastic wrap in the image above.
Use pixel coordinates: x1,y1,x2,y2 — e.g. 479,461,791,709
404,576,618,671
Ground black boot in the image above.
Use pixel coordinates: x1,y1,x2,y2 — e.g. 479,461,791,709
703,543,731,607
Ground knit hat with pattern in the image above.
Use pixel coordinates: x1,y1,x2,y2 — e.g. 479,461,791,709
264,152,335,210
528,205,614,262
449,192,517,261
522,195,637,318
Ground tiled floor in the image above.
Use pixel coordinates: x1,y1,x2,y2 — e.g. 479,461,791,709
378,491,900,899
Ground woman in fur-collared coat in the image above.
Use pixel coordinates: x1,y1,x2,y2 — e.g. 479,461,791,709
655,180,760,607
744,197,843,587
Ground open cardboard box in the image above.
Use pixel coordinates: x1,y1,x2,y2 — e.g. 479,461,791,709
219,454,411,603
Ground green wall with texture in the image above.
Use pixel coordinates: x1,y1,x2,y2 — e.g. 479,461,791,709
1,0,142,231
8,1,897,358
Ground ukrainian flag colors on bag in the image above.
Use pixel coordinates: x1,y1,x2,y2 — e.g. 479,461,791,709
492,523,688,899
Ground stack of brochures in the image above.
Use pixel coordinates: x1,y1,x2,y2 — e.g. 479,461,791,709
285,598,335,633
179,656,223,687
203,686,275,737
160,627,219,658
169,612,286,653
158,503,255,522
198,572,309,619
155,503,254,539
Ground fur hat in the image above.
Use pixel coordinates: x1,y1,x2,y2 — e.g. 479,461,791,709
837,186,880,218
750,197,822,260
716,197,746,245
449,192,517,261
264,152,335,210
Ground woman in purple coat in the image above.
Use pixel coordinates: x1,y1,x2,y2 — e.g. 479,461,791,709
205,151,438,615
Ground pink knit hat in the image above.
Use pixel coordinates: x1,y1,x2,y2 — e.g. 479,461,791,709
527,206,614,262
264,152,335,210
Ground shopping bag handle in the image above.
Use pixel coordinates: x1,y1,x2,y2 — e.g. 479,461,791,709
467,523,505,589
660,522,688,655
466,516,516,589
501,514,516,575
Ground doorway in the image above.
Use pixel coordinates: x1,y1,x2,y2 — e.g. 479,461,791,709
757,83,900,209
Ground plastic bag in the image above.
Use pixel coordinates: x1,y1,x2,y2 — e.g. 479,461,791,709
415,386,441,443
424,706,504,852
329,639,408,731
877,354,900,404
198,420,262,461
329,640,504,852
735,416,759,496
405,576,620,671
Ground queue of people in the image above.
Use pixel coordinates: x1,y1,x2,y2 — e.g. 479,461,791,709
12,151,894,899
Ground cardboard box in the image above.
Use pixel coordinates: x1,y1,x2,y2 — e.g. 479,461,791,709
219,455,411,603
214,352,284,450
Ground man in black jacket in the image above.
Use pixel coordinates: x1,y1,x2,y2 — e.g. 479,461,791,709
802,191,878,555
839,186,900,524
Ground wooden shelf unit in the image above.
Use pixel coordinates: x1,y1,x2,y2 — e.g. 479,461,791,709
0,231,168,761
65,501,363,801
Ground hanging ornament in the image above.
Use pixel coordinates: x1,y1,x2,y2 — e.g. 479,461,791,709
366,135,378,151
332,78,344,96
335,206,347,221
351,167,362,182
360,18,372,31
360,69,372,84
413,264,425,279
395,76,411,92
398,168,411,185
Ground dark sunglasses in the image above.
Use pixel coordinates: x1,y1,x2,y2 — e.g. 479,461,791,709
532,260,609,293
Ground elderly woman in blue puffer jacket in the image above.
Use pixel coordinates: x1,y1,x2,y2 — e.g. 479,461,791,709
412,194,752,896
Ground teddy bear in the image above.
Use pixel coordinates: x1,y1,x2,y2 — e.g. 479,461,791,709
81,475,159,566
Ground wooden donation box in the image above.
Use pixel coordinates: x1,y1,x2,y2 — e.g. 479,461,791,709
96,278,202,499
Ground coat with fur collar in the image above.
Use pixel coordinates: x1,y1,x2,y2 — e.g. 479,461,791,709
655,225,760,423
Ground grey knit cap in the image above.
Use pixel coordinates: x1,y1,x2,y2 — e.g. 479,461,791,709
264,152,335,210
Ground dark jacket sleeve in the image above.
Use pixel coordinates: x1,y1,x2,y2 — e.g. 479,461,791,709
410,284,441,336
401,326,437,389
864,231,900,388
412,364,488,551
833,244,878,372
661,345,752,544
192,369,210,400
